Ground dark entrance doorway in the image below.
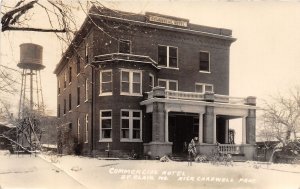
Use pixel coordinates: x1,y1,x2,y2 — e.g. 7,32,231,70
216,116,227,144
169,112,198,154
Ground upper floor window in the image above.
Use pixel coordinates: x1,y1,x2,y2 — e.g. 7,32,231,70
119,40,131,54
77,86,80,106
149,73,154,90
199,51,210,72
100,70,112,96
69,66,72,83
63,99,66,115
76,55,80,75
64,72,67,88
195,83,214,93
99,110,112,141
158,79,178,91
121,110,142,141
158,45,178,68
58,80,61,95
121,70,142,96
68,93,72,111
57,104,60,118
85,78,88,102
85,42,89,64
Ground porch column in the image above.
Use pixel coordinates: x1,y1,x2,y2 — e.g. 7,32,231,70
213,114,217,144
203,106,215,144
246,109,256,145
242,116,246,144
165,109,169,142
198,113,203,143
152,102,165,142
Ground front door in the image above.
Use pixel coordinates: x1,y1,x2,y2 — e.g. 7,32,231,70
169,114,196,154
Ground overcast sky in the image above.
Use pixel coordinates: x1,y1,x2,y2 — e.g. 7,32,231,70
1,1,300,117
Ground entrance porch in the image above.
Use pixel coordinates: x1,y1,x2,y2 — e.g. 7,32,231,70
141,87,257,160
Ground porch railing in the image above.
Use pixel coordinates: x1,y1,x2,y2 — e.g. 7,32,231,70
145,87,256,106
166,90,205,100
214,94,247,104
218,144,241,154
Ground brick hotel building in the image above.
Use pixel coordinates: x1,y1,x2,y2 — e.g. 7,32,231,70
54,6,257,160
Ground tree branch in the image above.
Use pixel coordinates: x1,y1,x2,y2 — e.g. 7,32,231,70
1,0,38,32
5,26,66,33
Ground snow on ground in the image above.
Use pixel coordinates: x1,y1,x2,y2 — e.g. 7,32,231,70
0,151,299,189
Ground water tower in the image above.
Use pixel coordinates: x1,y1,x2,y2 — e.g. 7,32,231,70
18,43,45,118
16,43,44,152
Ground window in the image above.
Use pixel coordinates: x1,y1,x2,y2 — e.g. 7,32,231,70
199,51,210,72
158,45,178,68
149,74,154,90
158,79,178,91
69,93,72,111
85,114,88,143
58,104,60,117
121,110,142,141
64,72,67,88
76,55,80,75
85,42,89,64
69,123,72,130
69,66,72,83
99,110,112,141
63,99,66,115
85,78,88,101
77,86,80,106
119,40,131,53
58,80,61,95
100,70,112,95
121,70,142,96
77,118,80,141
195,83,214,93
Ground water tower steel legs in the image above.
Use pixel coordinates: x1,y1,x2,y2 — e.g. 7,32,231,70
18,69,45,118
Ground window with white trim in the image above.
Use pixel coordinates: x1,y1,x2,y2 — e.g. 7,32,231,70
199,51,210,72
119,39,131,54
77,86,80,106
85,78,88,101
68,93,72,111
158,79,178,91
100,70,112,95
85,114,88,143
58,80,61,95
121,110,142,141
158,45,178,68
85,42,89,64
63,99,66,115
69,66,72,83
99,110,112,141
64,72,67,88
195,83,214,93
149,73,154,90
76,55,80,75
58,104,60,117
77,118,80,141
121,70,142,95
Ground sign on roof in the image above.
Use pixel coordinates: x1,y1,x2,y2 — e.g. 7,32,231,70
147,13,188,28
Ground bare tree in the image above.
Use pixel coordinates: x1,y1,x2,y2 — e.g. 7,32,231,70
260,87,300,146
0,0,80,115
1,0,77,33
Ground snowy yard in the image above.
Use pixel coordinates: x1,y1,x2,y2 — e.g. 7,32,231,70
0,151,299,189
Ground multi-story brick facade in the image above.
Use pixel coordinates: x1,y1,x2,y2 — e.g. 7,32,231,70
54,7,257,160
